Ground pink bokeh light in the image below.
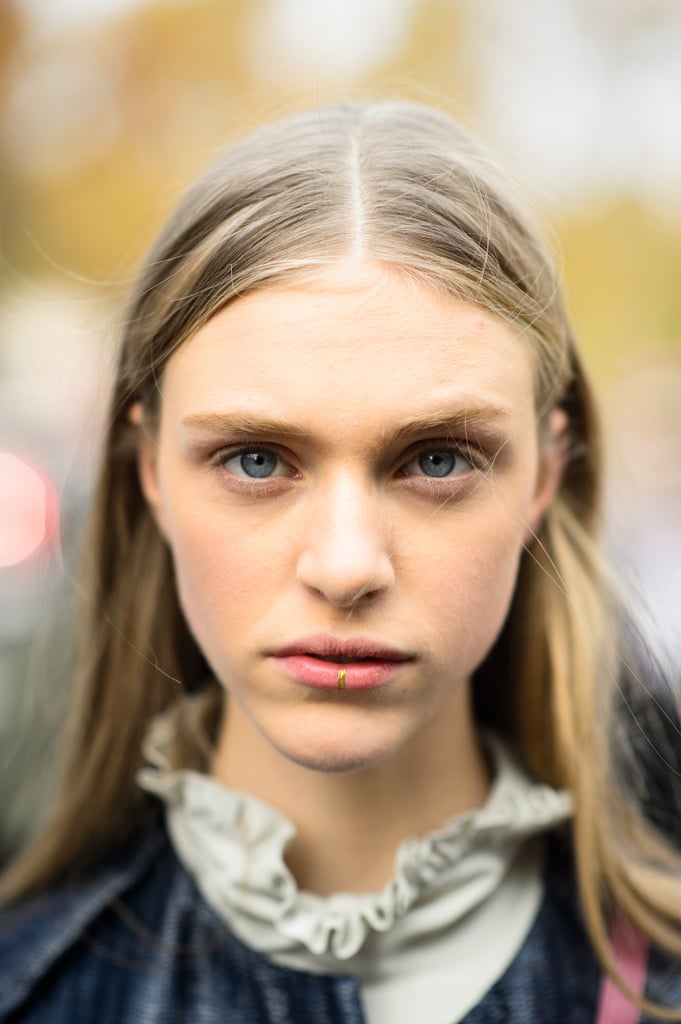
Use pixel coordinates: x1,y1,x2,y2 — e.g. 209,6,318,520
0,453,58,567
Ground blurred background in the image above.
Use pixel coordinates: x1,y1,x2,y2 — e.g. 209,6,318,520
1,0,680,861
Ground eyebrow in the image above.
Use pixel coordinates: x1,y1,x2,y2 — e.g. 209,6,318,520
379,404,513,449
181,401,513,450
181,412,311,439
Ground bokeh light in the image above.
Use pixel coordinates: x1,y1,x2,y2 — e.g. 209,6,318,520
0,454,58,567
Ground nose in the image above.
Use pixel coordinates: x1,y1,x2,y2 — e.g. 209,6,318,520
296,474,395,609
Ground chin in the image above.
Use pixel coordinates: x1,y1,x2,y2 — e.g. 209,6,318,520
269,722,402,776
285,749,388,775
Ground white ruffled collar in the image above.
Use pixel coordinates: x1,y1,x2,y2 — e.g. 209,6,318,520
137,695,572,970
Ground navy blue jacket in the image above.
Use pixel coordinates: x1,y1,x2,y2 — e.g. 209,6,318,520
1,829,679,1023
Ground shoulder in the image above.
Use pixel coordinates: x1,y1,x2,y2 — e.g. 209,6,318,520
0,830,173,1020
463,835,681,1022
0,828,363,1024
645,948,681,1016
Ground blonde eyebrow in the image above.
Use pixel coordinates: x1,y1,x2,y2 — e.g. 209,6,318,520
377,404,513,450
181,412,311,439
180,401,513,449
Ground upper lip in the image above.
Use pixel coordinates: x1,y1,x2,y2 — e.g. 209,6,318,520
269,634,414,661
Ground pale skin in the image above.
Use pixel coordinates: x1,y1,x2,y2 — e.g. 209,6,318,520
136,259,566,895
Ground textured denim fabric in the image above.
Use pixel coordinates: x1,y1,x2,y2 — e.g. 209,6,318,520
1,830,679,1023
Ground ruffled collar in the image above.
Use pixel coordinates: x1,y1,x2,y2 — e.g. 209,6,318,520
137,694,572,973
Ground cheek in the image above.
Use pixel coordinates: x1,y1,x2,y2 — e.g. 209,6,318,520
161,493,279,655
415,510,526,662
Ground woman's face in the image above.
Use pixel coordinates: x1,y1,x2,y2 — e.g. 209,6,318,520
139,260,563,774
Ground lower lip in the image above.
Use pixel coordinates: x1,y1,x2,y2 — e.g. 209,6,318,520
271,655,408,690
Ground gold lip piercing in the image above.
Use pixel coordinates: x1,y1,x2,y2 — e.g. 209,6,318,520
337,668,346,690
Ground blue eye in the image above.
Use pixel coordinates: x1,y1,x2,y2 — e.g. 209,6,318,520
225,450,282,478
403,447,472,479
418,451,457,477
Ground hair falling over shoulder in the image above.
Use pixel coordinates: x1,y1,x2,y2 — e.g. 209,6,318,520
2,101,680,1019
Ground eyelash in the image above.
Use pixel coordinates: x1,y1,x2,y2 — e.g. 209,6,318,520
398,441,485,481
208,439,488,494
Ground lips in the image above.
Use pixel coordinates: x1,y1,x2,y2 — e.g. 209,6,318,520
268,634,414,691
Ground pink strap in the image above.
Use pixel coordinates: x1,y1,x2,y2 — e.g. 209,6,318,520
595,915,649,1024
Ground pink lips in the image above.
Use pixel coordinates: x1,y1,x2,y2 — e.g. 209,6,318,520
268,634,413,691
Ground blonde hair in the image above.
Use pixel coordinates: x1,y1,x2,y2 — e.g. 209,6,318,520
3,101,680,1016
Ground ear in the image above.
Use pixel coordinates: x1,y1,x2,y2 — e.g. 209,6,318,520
524,407,569,541
129,401,168,539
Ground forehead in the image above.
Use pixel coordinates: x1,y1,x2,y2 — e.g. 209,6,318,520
161,260,536,432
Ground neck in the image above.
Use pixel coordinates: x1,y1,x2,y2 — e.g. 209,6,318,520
210,691,491,895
